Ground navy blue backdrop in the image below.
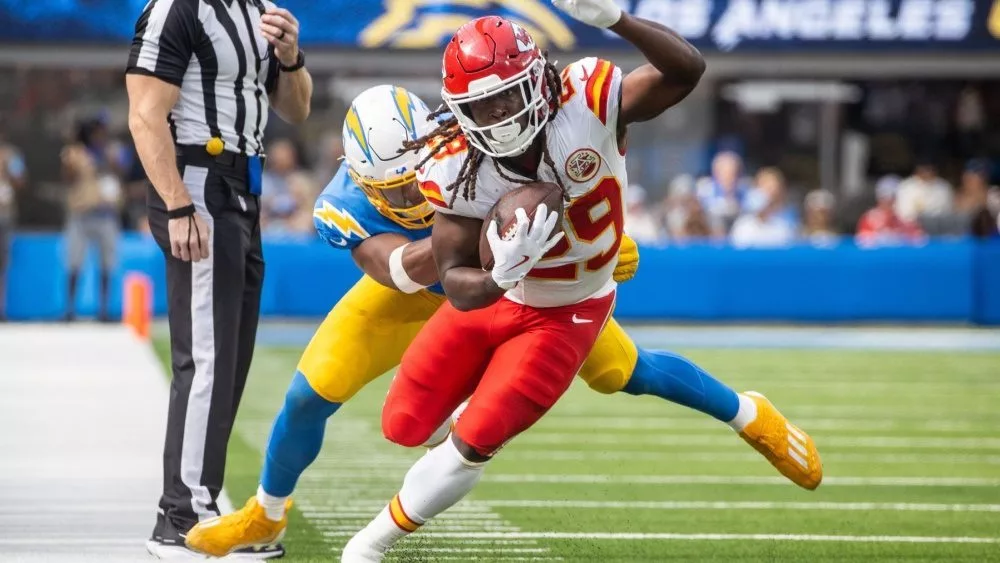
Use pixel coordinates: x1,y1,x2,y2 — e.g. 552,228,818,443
1,0,998,53
6,233,999,325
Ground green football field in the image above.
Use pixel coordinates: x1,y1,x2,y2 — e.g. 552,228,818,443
153,339,1000,562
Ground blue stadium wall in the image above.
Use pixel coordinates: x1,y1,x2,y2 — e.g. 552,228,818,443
6,234,1000,325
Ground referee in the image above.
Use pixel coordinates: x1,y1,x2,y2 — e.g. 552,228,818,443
125,0,311,558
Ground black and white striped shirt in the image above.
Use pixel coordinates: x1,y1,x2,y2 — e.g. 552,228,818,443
126,0,280,156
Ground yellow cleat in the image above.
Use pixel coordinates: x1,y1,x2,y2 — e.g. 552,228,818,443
739,391,823,490
185,496,291,557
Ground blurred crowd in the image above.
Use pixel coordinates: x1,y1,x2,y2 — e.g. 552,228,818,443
624,151,1000,248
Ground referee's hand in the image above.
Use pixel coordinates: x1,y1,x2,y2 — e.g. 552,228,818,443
168,211,211,262
261,7,300,67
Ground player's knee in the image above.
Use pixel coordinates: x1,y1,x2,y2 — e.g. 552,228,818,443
454,410,516,459
282,371,341,422
580,366,630,394
382,409,436,448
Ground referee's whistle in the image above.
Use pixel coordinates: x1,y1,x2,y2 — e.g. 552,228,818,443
206,137,225,156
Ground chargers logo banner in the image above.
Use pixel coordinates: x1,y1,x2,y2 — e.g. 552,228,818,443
2,0,998,51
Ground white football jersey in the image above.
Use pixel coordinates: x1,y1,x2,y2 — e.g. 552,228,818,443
418,58,627,308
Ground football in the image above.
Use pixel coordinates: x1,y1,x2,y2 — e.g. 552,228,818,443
479,182,564,270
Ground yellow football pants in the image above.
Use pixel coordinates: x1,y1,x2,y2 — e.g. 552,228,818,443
298,275,640,403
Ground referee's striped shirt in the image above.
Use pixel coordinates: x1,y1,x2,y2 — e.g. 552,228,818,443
126,0,280,156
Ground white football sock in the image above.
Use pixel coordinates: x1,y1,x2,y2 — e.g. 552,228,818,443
727,393,758,432
256,485,288,522
400,438,485,522
354,439,486,551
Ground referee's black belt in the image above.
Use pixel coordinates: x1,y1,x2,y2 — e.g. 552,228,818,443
176,144,264,180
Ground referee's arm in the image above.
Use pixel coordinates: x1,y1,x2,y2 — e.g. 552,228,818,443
125,0,208,262
261,6,312,124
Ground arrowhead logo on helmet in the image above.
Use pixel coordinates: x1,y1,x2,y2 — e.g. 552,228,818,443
511,22,536,53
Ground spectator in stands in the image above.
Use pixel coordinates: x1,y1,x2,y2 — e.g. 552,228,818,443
261,138,303,234
624,184,663,245
857,175,924,247
664,174,711,243
894,160,953,225
730,174,796,249
0,137,27,321
746,167,798,226
268,172,320,236
697,151,750,238
956,159,999,238
312,131,344,187
802,189,838,245
62,143,121,322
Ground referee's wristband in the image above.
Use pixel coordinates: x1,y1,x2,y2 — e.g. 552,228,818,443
167,204,196,219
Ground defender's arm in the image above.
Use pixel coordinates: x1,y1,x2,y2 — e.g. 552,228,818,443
352,234,437,293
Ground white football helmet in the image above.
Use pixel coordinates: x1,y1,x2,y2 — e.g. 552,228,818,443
343,84,434,229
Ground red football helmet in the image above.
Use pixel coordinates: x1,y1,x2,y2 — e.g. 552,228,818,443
441,16,550,157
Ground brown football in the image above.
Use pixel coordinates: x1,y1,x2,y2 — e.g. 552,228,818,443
480,182,564,270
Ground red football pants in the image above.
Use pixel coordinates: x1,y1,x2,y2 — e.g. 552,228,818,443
383,292,615,457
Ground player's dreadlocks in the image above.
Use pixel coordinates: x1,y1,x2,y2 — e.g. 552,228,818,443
400,57,568,209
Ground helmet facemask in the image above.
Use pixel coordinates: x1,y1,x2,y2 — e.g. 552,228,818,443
443,57,549,158
348,167,434,229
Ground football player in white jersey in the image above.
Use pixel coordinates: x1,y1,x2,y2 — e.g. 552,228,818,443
343,3,820,561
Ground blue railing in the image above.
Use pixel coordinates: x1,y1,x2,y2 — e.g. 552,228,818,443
5,233,999,325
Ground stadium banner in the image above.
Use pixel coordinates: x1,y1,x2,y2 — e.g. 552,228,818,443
1,0,999,52
5,233,1000,324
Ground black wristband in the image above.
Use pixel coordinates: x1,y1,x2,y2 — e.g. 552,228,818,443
167,204,196,219
279,50,306,72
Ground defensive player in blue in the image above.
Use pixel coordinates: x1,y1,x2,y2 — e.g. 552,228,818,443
186,85,821,558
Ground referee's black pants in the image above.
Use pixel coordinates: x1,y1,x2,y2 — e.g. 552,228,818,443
147,147,264,532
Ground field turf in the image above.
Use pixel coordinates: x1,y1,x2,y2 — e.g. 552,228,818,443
152,339,1000,562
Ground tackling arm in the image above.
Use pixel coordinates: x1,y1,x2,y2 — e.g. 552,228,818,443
351,234,437,293
432,213,506,312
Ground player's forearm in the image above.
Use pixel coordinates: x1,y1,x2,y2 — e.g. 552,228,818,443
354,236,438,292
440,267,506,312
272,68,313,124
609,14,705,87
128,107,190,209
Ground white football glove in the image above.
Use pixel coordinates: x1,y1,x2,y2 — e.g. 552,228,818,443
487,204,565,290
551,0,623,29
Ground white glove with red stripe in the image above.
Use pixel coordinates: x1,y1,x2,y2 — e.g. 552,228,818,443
487,204,564,290
552,0,623,29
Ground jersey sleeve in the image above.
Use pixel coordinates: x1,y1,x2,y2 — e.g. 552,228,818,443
313,167,375,251
415,135,481,219
313,196,372,251
126,0,199,87
560,57,624,134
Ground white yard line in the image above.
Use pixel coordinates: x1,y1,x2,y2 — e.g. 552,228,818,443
321,531,1000,543
503,450,1000,465
535,416,989,433
469,500,1000,512
515,433,1000,450
482,474,1000,487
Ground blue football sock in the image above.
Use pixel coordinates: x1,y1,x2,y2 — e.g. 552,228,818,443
622,348,740,423
260,371,341,497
